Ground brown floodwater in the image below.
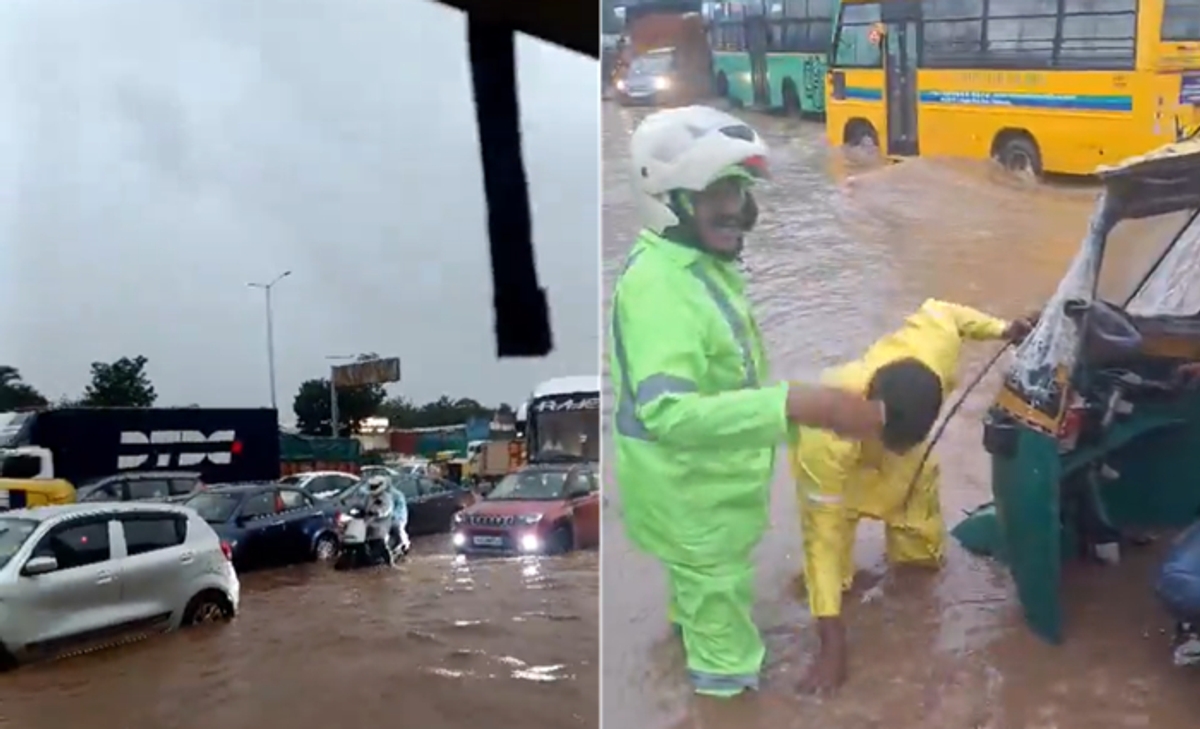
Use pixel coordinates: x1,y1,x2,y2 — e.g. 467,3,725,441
601,103,1200,729
0,535,597,729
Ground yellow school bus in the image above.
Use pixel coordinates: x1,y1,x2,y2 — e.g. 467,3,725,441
824,0,1200,175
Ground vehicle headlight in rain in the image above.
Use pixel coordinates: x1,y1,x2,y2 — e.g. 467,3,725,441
453,511,465,523
452,532,466,547
516,513,543,525
653,76,670,91
616,79,626,91
519,533,541,552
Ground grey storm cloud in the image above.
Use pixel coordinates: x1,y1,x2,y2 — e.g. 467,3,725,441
0,0,599,414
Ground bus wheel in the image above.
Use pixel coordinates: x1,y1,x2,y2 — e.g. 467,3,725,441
781,79,800,116
844,119,878,148
994,133,1043,178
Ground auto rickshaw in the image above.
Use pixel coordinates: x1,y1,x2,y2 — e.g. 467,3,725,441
953,134,1200,644
0,453,76,509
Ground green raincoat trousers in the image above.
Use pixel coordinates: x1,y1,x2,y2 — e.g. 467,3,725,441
609,230,790,696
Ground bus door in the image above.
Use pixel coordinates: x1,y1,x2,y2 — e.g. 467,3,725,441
881,2,920,156
745,16,772,108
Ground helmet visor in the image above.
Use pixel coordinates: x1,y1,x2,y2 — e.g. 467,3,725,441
708,155,770,188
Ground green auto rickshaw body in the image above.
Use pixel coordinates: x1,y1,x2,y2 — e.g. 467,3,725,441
955,137,1200,644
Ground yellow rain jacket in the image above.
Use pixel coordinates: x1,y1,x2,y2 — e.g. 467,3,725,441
790,299,1008,618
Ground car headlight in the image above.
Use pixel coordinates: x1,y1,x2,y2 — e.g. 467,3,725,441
519,533,541,552
653,76,670,91
615,79,626,91
453,512,465,523
516,513,543,526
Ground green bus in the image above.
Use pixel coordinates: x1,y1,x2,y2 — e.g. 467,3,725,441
709,0,836,116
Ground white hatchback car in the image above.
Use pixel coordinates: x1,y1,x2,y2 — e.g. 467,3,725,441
0,502,240,668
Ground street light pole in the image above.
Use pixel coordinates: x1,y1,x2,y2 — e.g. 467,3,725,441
248,270,292,411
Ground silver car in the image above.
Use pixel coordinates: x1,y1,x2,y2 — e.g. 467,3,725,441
0,502,240,668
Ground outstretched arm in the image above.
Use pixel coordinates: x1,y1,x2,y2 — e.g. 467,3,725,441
922,299,1010,341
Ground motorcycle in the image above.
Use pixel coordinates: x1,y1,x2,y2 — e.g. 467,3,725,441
333,508,406,570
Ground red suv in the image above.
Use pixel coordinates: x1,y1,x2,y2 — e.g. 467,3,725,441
451,462,599,555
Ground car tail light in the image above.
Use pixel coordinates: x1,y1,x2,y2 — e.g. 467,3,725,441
219,540,234,561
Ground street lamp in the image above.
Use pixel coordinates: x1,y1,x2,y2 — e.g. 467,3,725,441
248,270,292,411
325,354,358,438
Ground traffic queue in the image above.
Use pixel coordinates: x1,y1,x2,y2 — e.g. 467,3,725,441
0,375,599,669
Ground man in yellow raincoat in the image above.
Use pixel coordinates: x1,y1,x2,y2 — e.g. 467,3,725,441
790,299,1032,693
610,106,885,698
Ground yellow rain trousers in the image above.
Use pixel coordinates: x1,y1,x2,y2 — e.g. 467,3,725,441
610,231,790,697
790,300,1008,619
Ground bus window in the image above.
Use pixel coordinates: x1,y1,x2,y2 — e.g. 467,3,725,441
1163,0,1200,41
985,1,1057,68
921,0,984,68
833,3,882,68
778,18,833,53
713,20,746,52
1058,0,1136,70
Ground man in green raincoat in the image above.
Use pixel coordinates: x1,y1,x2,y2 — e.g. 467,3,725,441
609,106,885,697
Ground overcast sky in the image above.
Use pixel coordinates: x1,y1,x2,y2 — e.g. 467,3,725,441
0,0,599,413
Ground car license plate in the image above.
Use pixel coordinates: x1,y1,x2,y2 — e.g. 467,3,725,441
473,535,503,547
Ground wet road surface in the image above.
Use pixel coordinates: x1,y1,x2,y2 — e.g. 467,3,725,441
601,103,1199,729
0,534,597,729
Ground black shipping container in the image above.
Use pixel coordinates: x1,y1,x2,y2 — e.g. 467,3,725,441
0,408,280,486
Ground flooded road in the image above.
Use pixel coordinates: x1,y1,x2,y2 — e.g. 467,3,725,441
601,103,1199,729
0,535,597,729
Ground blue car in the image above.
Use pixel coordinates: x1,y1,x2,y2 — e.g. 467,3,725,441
182,483,342,570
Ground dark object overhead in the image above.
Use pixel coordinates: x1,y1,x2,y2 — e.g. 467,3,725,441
435,1,596,358
434,0,598,59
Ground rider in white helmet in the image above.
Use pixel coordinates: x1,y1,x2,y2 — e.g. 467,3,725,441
609,106,883,697
364,475,397,565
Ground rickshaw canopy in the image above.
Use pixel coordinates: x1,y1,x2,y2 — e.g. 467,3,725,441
1009,136,1200,408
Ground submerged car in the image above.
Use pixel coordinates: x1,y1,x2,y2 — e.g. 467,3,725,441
951,135,1200,648
183,483,341,570
76,470,205,504
451,462,600,555
0,502,238,668
278,470,360,500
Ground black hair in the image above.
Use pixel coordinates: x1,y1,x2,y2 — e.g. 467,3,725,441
868,358,944,453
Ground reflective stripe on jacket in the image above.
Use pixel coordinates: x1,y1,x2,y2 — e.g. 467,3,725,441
610,230,789,566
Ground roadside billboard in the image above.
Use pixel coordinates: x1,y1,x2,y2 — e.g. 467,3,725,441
331,357,401,388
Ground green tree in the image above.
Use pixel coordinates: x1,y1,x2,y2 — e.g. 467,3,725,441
0,366,48,411
82,356,157,407
292,378,386,437
377,395,506,428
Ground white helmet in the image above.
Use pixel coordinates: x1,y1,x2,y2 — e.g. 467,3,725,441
367,475,390,496
630,105,769,233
